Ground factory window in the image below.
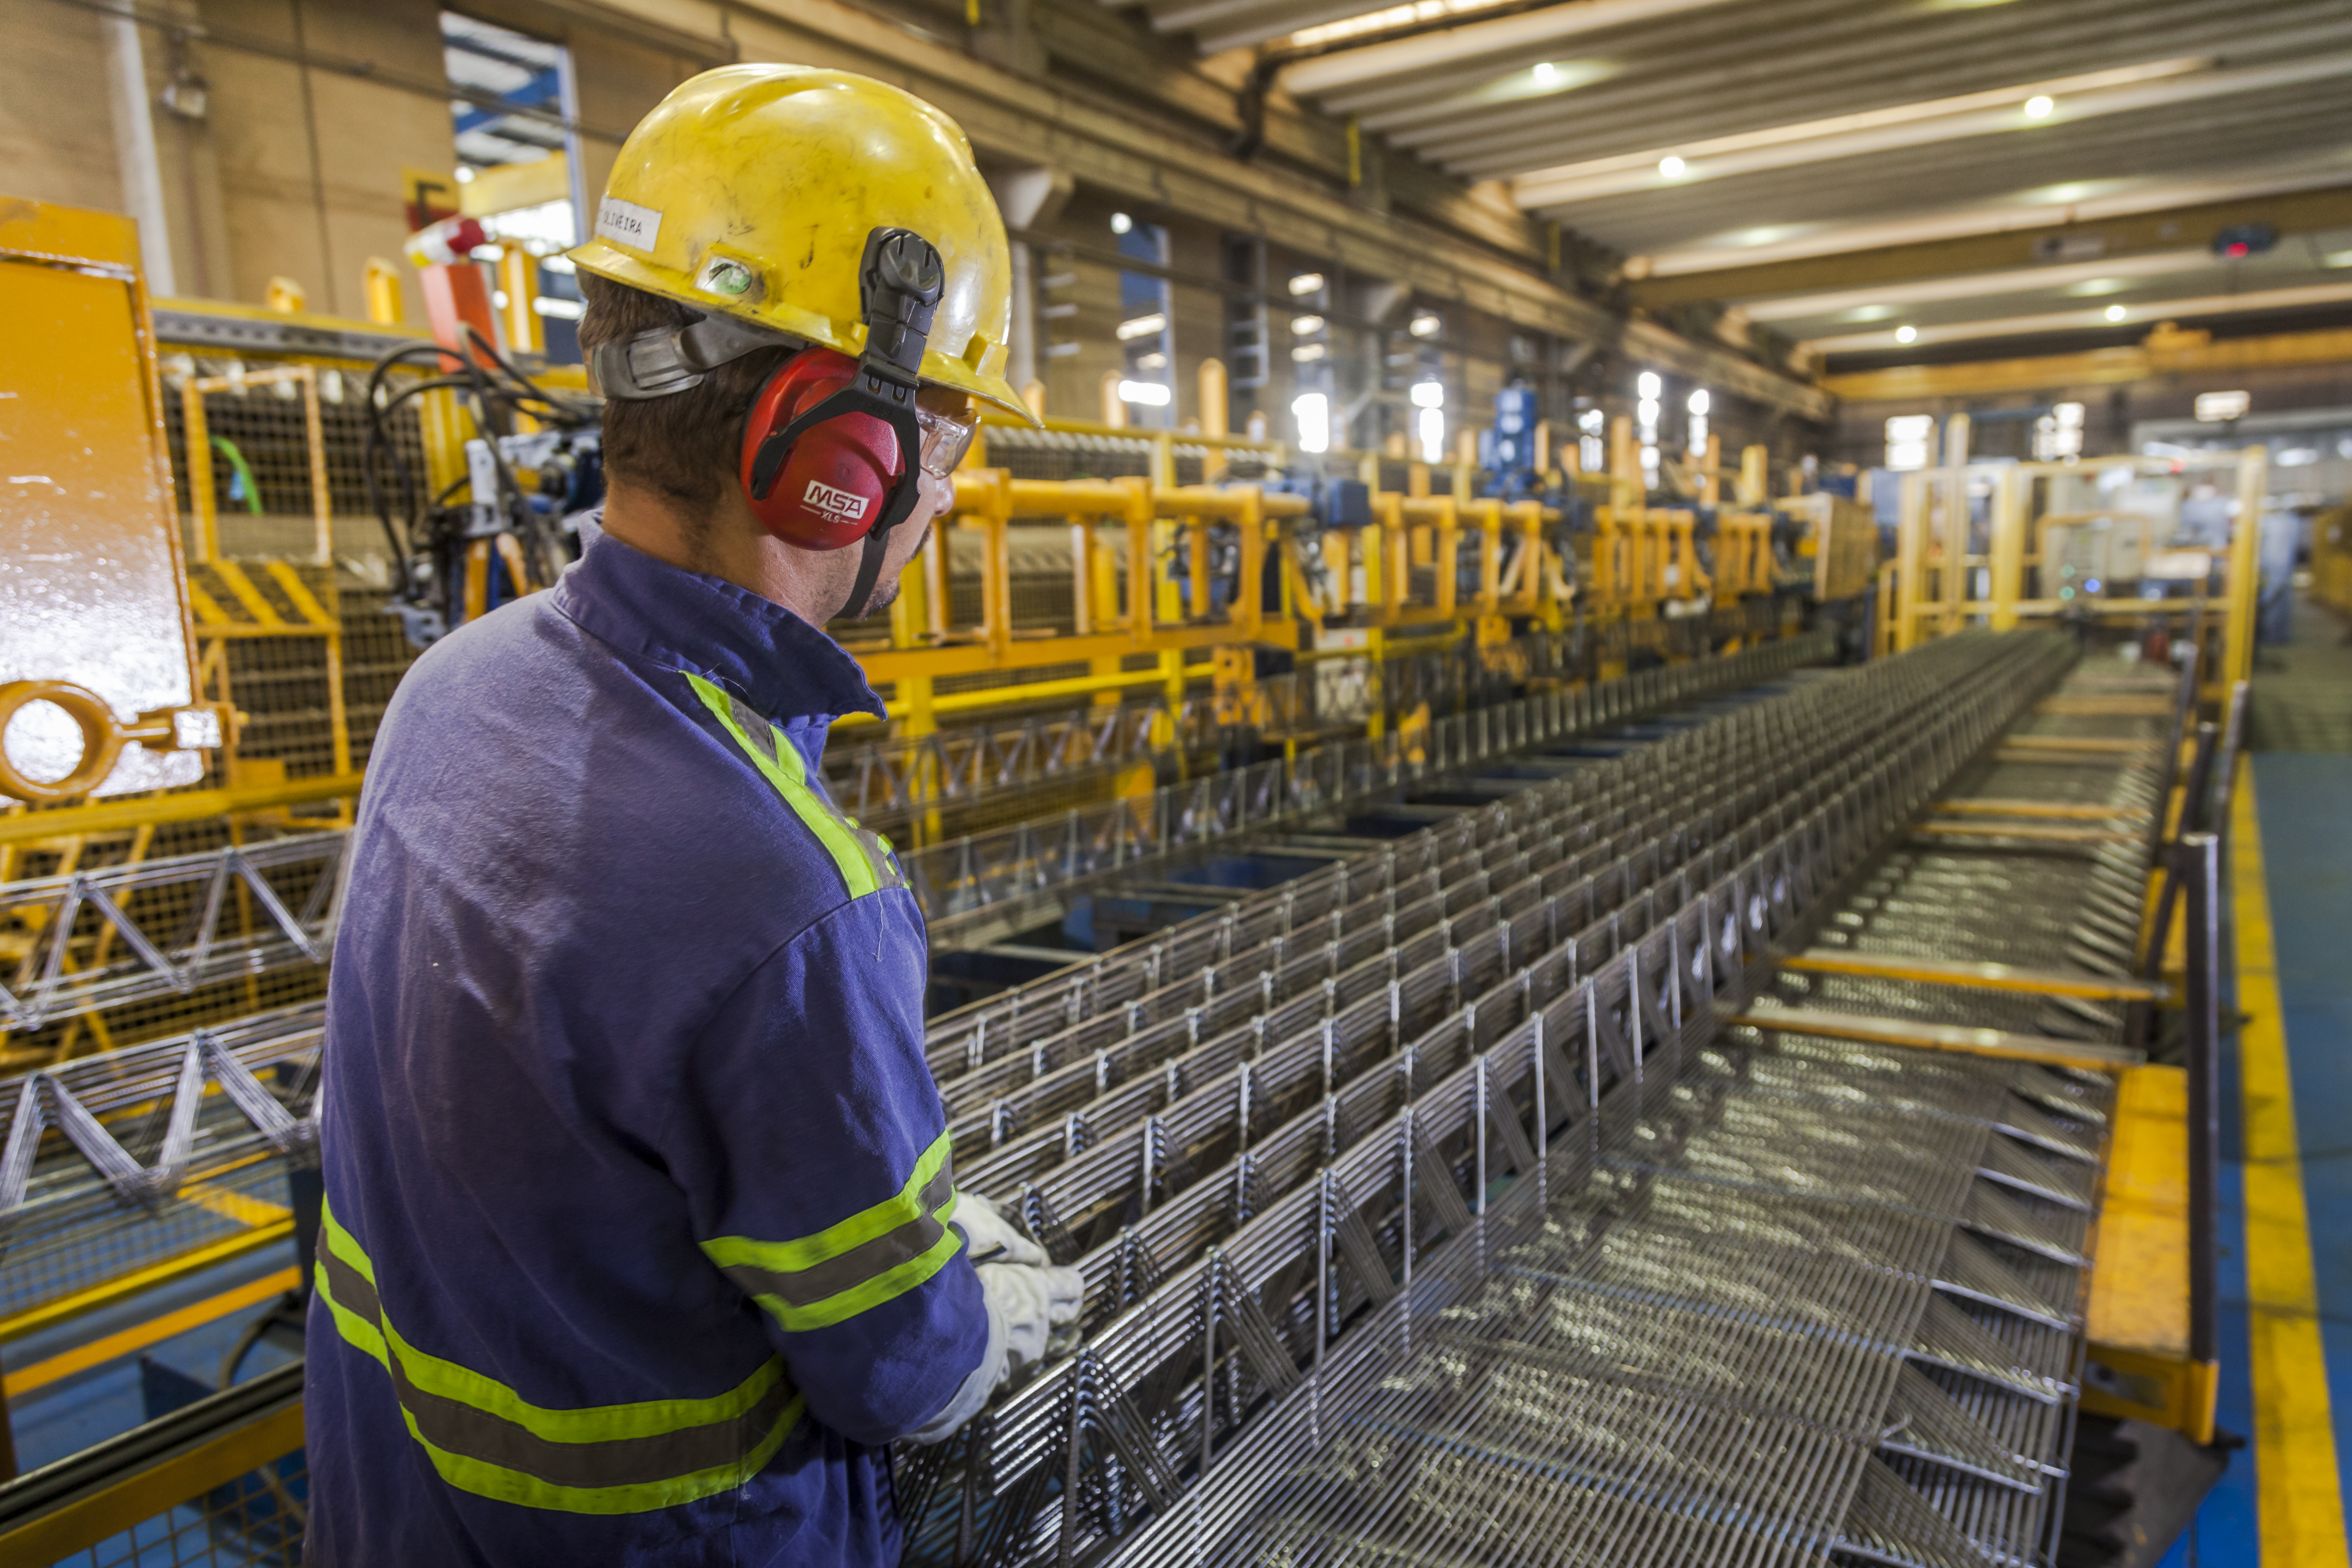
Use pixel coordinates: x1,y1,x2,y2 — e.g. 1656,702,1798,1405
1293,391,1331,454
1885,415,1934,471
1636,371,1662,483
2033,401,2084,461
1412,380,1445,463
2195,390,2250,423
443,14,584,361
1116,219,1173,426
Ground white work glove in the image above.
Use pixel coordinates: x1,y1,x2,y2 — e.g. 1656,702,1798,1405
903,1208,1086,1446
977,1259,1085,1382
950,1191,1051,1268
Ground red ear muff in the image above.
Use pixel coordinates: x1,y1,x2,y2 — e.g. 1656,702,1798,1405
738,349,907,551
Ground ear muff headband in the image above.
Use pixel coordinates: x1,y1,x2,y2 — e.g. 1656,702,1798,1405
743,227,945,618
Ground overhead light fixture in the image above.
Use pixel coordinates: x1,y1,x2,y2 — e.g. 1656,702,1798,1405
2196,390,2250,422
1410,380,1445,408
1687,389,1709,416
1289,272,1326,295
2024,95,2054,118
2104,304,2127,321
1658,156,1687,178
1292,343,1327,362
1533,61,1558,83
1118,379,1171,407
1895,325,1918,344
1116,312,1167,341
1636,371,1661,399
1409,312,1442,338
1111,212,1133,234
1291,314,1325,335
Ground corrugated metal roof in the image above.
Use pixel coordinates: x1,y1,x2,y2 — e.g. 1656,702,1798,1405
1111,0,2352,275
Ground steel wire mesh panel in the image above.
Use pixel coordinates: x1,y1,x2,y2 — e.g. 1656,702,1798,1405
0,1002,319,1319
48,1442,309,1568
893,631,2087,1568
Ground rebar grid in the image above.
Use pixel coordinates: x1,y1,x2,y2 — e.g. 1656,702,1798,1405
0,835,346,1033
0,1003,319,1316
893,631,2085,1568
906,635,1835,950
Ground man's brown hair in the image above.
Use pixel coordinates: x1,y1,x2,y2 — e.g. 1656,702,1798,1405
577,272,789,512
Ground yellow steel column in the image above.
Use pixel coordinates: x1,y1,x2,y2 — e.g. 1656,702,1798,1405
180,380,217,565
363,257,404,325
2223,447,2268,690
1198,358,1228,482
1987,466,2025,631
1940,415,1971,634
498,246,542,354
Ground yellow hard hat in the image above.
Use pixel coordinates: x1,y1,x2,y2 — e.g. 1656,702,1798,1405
570,64,1037,425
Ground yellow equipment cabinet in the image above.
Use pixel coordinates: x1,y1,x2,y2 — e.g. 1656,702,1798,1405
0,198,219,805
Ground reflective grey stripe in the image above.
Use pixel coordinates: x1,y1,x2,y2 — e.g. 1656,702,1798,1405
721,1161,957,1308
318,1246,798,1489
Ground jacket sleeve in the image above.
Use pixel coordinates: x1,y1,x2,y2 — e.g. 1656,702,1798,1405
662,892,989,1447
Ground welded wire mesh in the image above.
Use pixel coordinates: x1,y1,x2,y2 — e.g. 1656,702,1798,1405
48,1440,308,1568
892,631,2093,1568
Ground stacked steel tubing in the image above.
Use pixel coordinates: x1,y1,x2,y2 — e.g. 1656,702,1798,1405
917,639,1834,1067
894,631,2080,1568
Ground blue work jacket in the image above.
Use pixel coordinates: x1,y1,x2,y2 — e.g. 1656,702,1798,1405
303,531,984,1565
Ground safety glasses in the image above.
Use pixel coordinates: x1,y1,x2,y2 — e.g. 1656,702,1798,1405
914,395,980,481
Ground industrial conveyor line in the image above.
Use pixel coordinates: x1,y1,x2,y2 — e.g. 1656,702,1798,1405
0,637,1825,1321
894,631,2096,1568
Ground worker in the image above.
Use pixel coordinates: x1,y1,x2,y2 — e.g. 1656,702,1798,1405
302,64,1078,1565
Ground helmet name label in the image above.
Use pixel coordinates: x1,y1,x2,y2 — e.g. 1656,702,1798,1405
595,196,663,251
803,479,871,522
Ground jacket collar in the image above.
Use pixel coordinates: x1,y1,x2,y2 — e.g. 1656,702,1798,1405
552,525,885,724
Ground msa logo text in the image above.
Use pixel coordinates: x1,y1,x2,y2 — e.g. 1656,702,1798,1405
802,480,871,522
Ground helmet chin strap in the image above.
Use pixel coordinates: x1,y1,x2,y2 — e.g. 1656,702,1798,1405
845,520,898,621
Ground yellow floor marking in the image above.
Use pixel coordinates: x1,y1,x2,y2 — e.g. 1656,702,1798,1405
2233,759,2351,1568
3,1268,300,1398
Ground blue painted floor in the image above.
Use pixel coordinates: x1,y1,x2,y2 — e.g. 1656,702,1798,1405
2157,748,2352,1567
5,1239,300,1475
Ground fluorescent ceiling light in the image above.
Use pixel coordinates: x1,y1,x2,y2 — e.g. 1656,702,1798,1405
1116,312,1166,341
1739,250,2210,321
1895,325,1917,343
1118,379,1171,407
1659,156,1687,178
1806,279,2352,352
1513,54,2259,208
2024,95,2054,118
1282,0,1733,95
2104,303,2128,321
1630,166,2352,278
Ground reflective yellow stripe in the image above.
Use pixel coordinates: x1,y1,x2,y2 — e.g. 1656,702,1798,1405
317,1202,801,1514
702,1129,963,1331
684,671,879,899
